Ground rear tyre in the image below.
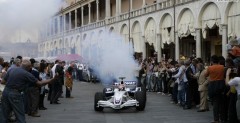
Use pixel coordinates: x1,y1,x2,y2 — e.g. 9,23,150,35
141,86,147,102
94,92,104,111
135,91,146,111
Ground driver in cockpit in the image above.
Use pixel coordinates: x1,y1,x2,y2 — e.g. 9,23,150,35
118,80,125,91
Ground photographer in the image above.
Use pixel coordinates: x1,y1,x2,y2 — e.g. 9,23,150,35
225,58,239,123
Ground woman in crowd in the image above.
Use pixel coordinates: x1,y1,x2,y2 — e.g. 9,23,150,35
225,58,239,123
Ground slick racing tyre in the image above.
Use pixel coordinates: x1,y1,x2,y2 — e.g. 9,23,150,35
141,86,147,102
103,88,114,97
135,91,146,111
94,92,104,111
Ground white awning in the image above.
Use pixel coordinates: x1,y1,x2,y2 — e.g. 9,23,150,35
178,9,195,38
228,2,240,37
201,3,221,39
120,25,129,43
145,19,156,49
132,22,142,53
132,32,142,53
161,14,174,48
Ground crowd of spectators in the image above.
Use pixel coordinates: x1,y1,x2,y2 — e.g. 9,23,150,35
133,36,240,123
0,37,240,123
0,56,75,123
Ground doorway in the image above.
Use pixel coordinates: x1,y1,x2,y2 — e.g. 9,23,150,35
202,26,222,63
162,43,175,60
146,43,155,58
179,35,196,59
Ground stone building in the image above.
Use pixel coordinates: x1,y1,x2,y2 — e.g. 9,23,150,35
38,0,240,62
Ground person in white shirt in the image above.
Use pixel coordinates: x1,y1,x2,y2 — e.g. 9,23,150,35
172,60,188,107
228,77,240,120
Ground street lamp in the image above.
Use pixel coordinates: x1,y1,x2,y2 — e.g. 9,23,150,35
128,0,131,44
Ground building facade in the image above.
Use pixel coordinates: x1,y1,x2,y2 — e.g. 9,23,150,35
38,0,240,62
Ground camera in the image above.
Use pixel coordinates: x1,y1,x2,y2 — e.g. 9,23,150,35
231,68,238,74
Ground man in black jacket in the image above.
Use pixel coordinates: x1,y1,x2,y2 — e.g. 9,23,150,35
50,60,63,104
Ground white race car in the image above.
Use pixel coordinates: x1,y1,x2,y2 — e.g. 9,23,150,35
94,77,146,111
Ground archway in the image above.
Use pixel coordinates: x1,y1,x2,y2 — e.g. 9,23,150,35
132,21,142,60
199,3,222,61
227,2,240,37
178,9,195,59
160,14,174,59
120,24,129,43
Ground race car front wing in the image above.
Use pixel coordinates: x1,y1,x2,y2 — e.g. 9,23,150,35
97,99,139,109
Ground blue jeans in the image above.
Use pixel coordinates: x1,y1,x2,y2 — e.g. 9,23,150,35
1,87,26,123
147,74,152,91
157,77,162,92
178,82,188,106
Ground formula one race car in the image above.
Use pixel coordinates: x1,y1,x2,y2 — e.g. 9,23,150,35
94,77,146,111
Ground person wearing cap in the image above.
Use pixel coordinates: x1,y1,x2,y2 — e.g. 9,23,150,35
0,59,58,123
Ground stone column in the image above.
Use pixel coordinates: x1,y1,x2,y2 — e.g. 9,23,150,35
142,0,146,14
142,36,146,59
63,14,66,32
96,0,99,21
195,28,201,58
175,32,180,61
88,3,91,24
51,18,54,35
222,24,227,58
157,33,162,62
105,0,110,18
119,0,121,14
116,0,119,16
157,0,161,9
81,7,84,26
45,23,48,37
75,9,78,28
130,0,133,10
58,16,61,33
143,0,146,6
69,12,72,30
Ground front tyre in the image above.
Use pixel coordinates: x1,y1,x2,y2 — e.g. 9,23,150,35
94,92,104,111
135,91,146,111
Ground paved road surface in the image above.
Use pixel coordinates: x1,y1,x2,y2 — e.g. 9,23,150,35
26,81,212,123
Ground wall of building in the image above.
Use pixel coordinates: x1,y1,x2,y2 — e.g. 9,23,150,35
39,0,240,62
